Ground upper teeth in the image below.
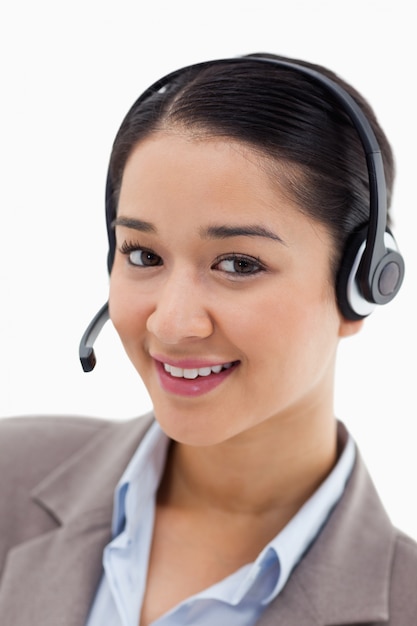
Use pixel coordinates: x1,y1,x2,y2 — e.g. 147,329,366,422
163,362,233,379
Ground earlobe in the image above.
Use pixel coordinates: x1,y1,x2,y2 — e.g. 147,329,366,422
338,316,365,338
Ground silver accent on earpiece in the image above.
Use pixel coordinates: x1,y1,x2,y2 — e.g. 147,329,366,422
347,232,397,316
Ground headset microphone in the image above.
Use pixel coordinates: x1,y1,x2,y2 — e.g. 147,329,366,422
79,302,109,373
79,55,405,372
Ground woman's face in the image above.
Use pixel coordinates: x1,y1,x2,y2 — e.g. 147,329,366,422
109,133,357,446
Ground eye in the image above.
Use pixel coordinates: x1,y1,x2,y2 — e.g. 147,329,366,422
213,254,265,275
119,241,162,267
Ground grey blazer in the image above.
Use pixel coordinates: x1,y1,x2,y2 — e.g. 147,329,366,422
0,414,416,625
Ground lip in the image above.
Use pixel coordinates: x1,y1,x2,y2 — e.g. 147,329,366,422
152,356,239,397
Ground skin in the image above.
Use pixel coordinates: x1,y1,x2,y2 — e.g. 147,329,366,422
108,131,362,624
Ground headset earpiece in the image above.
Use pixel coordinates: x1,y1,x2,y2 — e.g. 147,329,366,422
363,242,404,305
337,228,404,320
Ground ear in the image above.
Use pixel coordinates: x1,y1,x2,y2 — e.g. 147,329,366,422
338,315,364,338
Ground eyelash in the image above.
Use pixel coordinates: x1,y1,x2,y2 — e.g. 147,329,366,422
118,241,266,276
119,240,163,267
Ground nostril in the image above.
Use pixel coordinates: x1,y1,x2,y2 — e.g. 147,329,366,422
146,306,214,343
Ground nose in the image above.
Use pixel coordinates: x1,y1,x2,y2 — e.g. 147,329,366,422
146,272,214,344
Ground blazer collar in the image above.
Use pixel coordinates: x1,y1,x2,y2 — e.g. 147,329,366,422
0,413,154,626
257,444,395,625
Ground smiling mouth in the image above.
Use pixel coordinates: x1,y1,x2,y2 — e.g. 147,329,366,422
162,361,238,379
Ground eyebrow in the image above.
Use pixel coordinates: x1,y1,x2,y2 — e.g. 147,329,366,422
112,217,157,233
113,217,285,244
201,224,286,244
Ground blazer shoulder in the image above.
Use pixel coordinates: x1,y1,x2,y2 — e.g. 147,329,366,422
393,529,417,574
0,415,111,491
388,529,417,623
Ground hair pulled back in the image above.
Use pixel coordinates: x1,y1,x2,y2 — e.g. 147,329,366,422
107,53,395,273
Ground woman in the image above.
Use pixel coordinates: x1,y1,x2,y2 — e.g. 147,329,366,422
0,54,415,625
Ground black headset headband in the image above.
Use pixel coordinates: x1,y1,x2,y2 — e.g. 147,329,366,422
79,55,405,372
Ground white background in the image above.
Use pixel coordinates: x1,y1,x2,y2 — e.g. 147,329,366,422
1,1,416,540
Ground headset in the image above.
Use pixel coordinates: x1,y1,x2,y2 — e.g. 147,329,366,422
79,55,405,372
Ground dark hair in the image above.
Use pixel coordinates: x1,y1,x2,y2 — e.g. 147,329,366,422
107,53,395,274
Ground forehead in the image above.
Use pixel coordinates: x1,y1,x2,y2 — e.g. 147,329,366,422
118,132,302,225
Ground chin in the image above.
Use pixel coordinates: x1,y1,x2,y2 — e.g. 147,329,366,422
151,402,238,447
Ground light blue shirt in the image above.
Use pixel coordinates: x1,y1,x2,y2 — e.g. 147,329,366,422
86,420,355,626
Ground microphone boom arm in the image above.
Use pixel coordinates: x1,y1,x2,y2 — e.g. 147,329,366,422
79,302,110,372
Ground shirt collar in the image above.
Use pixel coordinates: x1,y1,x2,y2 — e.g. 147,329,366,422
111,420,169,537
258,423,356,604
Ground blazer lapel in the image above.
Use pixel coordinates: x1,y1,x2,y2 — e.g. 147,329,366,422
0,510,111,625
257,449,395,625
0,414,154,626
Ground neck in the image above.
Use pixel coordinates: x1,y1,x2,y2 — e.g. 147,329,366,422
158,405,339,528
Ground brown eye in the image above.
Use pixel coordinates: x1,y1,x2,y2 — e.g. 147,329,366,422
214,255,264,275
129,250,162,267
119,241,163,267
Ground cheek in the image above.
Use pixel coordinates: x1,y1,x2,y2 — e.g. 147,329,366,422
237,283,340,371
278,290,341,387
108,275,150,346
